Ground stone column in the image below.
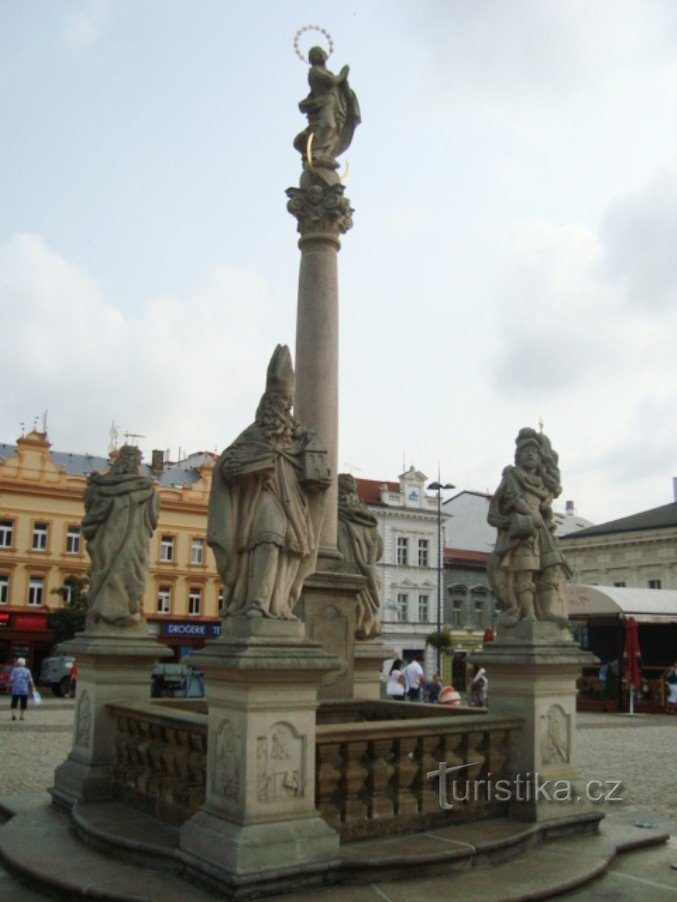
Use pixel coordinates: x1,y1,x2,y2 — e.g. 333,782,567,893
180,619,341,882
287,183,353,557
51,627,170,810
473,621,599,825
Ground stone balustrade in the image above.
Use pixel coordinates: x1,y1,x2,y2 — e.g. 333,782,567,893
106,699,521,839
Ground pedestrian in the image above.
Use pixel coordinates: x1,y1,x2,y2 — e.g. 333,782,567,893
425,673,442,704
9,657,35,721
403,655,425,702
69,661,78,698
665,660,677,714
386,658,406,701
470,667,488,707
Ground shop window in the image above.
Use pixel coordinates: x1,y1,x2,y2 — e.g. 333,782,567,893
188,588,202,616
28,577,44,606
0,520,13,548
418,594,429,621
157,586,171,614
32,523,48,552
66,526,81,554
0,574,8,604
396,537,409,566
418,539,429,567
190,539,204,565
160,536,174,562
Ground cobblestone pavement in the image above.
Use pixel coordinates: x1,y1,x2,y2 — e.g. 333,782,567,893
0,696,74,797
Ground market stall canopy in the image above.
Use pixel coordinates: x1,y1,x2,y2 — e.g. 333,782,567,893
567,585,677,623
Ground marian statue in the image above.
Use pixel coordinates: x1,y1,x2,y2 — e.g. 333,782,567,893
208,345,330,620
337,473,383,640
293,45,361,182
83,444,159,628
487,428,572,627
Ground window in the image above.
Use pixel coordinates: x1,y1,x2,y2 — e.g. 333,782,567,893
0,520,14,548
474,599,484,624
28,577,44,606
190,539,204,565
32,523,48,552
613,581,626,588
217,586,224,609
418,539,429,567
66,526,81,554
396,593,408,622
418,594,429,621
157,586,171,614
452,598,463,627
160,536,174,562
62,581,73,603
0,574,8,604
396,537,409,566
188,588,202,616
648,579,662,590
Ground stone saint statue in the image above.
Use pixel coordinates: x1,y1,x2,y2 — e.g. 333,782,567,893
82,444,159,628
337,473,383,640
487,428,572,627
208,345,330,620
293,46,361,182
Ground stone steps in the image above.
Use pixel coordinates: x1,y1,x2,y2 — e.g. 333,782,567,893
0,795,668,900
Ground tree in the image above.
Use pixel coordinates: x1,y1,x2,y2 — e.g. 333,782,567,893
49,574,89,645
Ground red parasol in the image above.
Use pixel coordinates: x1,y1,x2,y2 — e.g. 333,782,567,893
623,616,641,692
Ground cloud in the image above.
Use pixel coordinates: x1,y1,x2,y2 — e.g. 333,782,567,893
1,233,273,457
62,0,110,54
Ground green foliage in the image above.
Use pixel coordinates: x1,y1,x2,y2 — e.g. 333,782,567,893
49,574,89,644
425,629,452,652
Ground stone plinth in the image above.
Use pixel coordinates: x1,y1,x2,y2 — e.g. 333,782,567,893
179,619,341,878
472,621,597,823
51,627,170,810
295,563,364,700
353,638,395,701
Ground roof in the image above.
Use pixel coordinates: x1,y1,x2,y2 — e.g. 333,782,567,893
355,478,399,505
567,584,677,623
562,501,677,540
444,548,490,565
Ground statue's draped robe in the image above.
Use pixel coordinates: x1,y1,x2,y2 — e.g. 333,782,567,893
294,65,361,165
337,503,383,639
82,473,159,626
208,422,326,619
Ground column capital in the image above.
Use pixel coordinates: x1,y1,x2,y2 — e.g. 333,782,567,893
286,183,353,242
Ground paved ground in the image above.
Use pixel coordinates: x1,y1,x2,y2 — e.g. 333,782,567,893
0,700,674,898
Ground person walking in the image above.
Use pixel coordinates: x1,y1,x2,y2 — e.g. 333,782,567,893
9,657,35,721
404,655,425,702
386,659,406,701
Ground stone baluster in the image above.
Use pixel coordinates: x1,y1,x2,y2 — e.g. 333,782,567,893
316,742,343,828
341,740,369,824
417,734,442,814
365,739,395,820
393,736,418,816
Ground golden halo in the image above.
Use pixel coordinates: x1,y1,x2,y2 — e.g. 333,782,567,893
293,25,334,64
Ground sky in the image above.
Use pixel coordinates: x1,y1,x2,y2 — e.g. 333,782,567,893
2,0,677,525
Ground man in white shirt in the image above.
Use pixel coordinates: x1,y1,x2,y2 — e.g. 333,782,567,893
404,656,424,701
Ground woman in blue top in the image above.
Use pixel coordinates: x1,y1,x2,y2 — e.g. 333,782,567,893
10,657,35,721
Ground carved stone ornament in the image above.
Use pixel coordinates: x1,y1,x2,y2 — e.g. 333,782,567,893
256,722,305,803
212,719,241,801
286,184,353,238
540,704,570,766
76,691,92,749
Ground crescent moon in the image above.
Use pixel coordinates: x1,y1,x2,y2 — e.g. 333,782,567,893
340,161,350,184
307,132,314,169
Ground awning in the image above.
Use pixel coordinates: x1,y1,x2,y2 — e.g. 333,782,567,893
567,585,677,623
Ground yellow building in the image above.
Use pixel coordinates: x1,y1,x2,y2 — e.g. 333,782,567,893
0,430,221,671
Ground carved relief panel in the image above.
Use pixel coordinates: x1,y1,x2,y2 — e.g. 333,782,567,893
540,704,570,766
256,722,305,803
212,719,242,801
75,691,92,749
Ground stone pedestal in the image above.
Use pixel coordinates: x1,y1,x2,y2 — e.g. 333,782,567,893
472,621,597,823
296,562,364,700
51,626,170,810
353,638,396,701
179,619,341,879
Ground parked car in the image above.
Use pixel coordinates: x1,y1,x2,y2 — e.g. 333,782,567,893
0,664,13,694
40,647,75,697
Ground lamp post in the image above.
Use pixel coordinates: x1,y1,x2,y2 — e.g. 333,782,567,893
427,479,455,674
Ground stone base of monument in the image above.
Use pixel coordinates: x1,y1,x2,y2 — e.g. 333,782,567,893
179,617,343,878
472,620,599,825
295,562,365,700
353,638,395,700
51,626,171,811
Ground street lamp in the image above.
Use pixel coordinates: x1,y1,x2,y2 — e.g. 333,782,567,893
427,479,455,674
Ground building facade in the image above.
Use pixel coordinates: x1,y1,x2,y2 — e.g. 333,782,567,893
0,430,222,671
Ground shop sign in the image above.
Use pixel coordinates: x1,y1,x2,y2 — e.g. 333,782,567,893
0,613,10,628
161,621,222,639
13,614,49,631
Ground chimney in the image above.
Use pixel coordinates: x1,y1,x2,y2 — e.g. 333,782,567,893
565,500,575,517
151,449,164,477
